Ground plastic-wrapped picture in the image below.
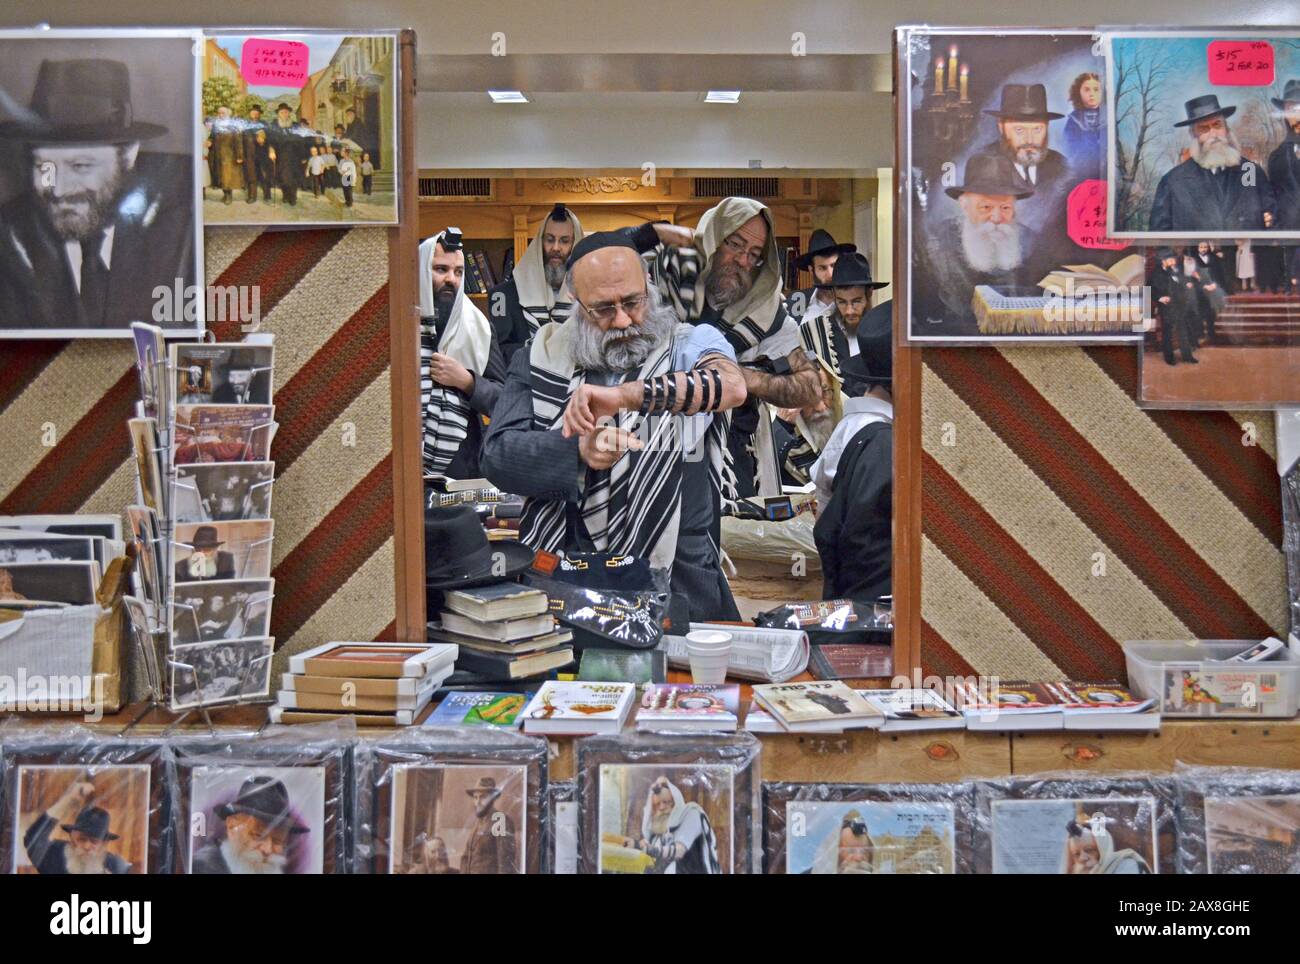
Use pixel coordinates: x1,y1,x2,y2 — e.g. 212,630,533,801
1106,30,1300,240
172,726,351,874
549,781,578,875
763,782,974,874
0,29,203,338
898,27,1141,344
1175,765,1300,873
975,773,1177,874
1,736,173,874
200,33,398,226
576,732,760,874
354,728,547,874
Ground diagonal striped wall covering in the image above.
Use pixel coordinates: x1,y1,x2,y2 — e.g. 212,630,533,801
0,227,399,699
920,345,1287,681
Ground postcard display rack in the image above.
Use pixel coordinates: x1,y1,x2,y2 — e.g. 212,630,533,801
126,323,279,721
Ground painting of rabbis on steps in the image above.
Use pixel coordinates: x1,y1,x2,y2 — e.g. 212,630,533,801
201,33,397,226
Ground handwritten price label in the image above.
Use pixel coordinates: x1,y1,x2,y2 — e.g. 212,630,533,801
1067,179,1126,250
1207,40,1275,86
241,38,309,88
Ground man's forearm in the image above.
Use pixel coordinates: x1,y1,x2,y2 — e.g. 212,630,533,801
612,357,747,415
742,349,821,409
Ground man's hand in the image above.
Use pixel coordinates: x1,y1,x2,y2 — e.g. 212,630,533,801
53,780,95,820
1264,211,1274,228
653,223,694,248
563,383,634,438
578,426,643,470
1204,283,1217,291
429,352,474,393
1159,296,1171,304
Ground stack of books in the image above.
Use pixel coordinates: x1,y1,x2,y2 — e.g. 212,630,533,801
749,680,885,733
431,583,574,681
427,481,523,541
956,680,1159,732
271,641,457,726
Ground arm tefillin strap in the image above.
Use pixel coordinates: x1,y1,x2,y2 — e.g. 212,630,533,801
665,373,678,411
698,370,712,412
682,369,695,412
708,369,723,411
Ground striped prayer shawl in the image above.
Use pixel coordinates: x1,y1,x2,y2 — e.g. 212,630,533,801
518,321,726,571
783,312,850,484
419,320,473,475
512,211,585,334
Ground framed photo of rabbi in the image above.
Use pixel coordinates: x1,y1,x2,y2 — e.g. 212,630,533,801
897,27,1141,344
0,29,203,338
1106,30,1300,239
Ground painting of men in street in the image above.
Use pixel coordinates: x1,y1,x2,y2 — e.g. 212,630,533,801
201,33,397,225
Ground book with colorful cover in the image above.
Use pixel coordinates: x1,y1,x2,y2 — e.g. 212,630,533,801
1048,681,1159,731
521,680,635,735
751,680,884,732
424,691,531,728
636,683,740,733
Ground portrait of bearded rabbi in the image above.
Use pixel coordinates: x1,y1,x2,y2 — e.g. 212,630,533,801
1149,93,1276,233
0,57,194,331
482,227,751,623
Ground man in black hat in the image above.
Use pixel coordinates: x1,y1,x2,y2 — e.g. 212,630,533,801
459,776,520,874
212,349,269,404
175,525,236,583
240,103,272,205
812,299,893,603
192,775,311,874
972,83,1072,236
491,204,584,361
787,228,856,324
22,778,131,874
207,104,244,205
914,154,1043,334
1149,247,1199,366
1269,81,1300,288
266,102,307,206
482,231,749,620
1149,95,1276,233
777,253,889,484
0,58,195,332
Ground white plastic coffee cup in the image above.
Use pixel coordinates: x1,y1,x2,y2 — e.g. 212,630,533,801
685,630,732,683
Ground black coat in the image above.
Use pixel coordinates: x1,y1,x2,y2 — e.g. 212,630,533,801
0,152,194,331
1149,264,1199,325
1267,135,1300,231
813,420,892,601
1149,158,1275,233
266,120,309,189
191,840,233,874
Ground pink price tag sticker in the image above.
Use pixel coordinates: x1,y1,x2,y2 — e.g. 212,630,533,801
241,38,310,88
1207,40,1275,86
1067,179,1126,251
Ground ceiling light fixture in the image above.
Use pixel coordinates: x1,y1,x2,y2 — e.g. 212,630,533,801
488,90,529,103
704,90,741,103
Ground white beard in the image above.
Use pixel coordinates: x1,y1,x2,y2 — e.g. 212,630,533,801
188,553,218,579
960,218,1022,273
64,848,109,874
222,837,287,875
1192,133,1243,170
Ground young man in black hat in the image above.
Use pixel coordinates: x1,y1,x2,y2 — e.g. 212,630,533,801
266,102,307,206
1149,95,1276,233
0,58,195,332
22,779,130,874
241,103,272,204
490,203,585,361
1149,247,1200,366
787,228,856,324
812,299,894,603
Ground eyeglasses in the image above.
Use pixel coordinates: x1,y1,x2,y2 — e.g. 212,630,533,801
722,235,764,267
576,291,649,324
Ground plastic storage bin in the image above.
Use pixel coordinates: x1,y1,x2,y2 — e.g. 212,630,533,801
1123,640,1300,719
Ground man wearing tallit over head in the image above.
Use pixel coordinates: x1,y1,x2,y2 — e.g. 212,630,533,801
418,229,506,480
489,203,584,362
481,231,749,621
627,198,823,500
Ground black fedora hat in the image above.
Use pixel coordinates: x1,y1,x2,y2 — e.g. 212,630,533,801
945,153,1034,201
466,776,502,799
215,776,310,834
826,252,888,290
61,805,119,842
795,228,856,269
983,83,1064,121
840,299,893,389
425,504,534,589
1175,94,1236,128
185,525,223,551
1272,79,1300,110
0,59,168,144
1156,246,1178,261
